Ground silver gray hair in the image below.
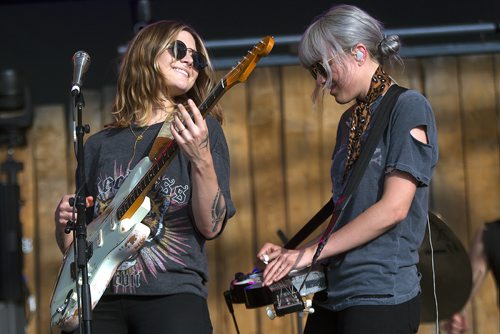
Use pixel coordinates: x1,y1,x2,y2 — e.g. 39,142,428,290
299,4,402,89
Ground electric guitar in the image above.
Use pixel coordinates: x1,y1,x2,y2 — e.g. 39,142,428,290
50,36,275,332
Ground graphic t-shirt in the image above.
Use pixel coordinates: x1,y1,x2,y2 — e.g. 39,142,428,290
80,116,235,299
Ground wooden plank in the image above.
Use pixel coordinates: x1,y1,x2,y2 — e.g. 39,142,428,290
248,66,294,334
458,54,500,334
417,56,468,334
421,57,468,238
392,58,424,92
206,70,258,334
100,86,116,126
220,75,259,334
32,104,69,334
282,65,323,242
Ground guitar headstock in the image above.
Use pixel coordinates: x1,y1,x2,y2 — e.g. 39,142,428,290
224,36,274,89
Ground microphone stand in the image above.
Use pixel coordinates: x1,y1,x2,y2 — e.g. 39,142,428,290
67,90,92,334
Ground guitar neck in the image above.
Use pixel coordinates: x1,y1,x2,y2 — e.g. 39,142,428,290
199,78,226,116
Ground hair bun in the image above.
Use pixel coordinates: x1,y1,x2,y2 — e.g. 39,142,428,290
378,34,401,57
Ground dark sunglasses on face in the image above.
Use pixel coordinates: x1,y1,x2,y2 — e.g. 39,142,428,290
309,61,328,80
309,56,338,80
167,40,208,71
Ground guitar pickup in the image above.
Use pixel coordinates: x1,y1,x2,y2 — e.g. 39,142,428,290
97,230,103,247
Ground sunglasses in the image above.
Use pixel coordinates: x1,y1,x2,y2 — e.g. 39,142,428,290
309,55,342,80
167,40,208,71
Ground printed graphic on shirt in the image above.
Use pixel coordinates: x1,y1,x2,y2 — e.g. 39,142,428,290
95,163,191,293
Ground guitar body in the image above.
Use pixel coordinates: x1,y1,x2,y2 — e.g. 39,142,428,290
50,157,153,332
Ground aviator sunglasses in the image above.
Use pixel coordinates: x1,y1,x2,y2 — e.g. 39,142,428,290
167,40,208,71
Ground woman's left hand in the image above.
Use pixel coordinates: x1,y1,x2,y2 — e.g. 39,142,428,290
257,243,313,286
171,99,211,165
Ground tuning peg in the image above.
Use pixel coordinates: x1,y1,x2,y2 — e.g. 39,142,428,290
265,306,276,320
304,299,315,314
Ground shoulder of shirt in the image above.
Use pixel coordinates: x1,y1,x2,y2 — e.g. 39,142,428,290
206,115,223,131
396,88,428,104
85,125,127,146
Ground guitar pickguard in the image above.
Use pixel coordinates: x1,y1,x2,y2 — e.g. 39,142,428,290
50,158,153,331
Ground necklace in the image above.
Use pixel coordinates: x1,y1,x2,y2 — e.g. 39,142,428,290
128,124,151,166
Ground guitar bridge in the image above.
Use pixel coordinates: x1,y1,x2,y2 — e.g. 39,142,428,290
269,277,304,316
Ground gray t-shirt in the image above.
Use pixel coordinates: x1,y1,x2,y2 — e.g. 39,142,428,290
318,89,438,311
80,116,235,299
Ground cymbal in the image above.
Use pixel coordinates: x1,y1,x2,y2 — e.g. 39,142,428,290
418,211,472,322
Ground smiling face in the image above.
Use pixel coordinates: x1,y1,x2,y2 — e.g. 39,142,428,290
157,30,200,98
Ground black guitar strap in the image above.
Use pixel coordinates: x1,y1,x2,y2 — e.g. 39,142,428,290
284,84,407,250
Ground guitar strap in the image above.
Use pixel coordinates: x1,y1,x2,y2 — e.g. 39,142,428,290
147,114,176,159
284,84,407,250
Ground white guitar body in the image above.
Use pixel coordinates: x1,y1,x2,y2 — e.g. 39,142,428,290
50,157,153,332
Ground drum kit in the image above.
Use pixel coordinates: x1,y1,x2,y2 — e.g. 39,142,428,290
227,211,472,324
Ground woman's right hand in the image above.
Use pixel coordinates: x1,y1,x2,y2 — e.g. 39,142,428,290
257,243,313,286
442,311,468,334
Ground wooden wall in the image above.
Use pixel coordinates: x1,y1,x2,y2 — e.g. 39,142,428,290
2,53,499,334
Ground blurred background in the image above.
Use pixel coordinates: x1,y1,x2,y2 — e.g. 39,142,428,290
0,0,499,333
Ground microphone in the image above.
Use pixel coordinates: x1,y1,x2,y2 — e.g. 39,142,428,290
71,51,91,96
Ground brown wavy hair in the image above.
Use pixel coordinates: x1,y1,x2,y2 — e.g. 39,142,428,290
112,20,223,127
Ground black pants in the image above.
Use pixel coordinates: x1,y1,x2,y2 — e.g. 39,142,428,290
63,293,212,334
304,295,420,334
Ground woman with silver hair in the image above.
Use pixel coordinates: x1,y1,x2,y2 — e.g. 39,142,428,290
258,5,438,333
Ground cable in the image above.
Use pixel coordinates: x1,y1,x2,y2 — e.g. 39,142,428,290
223,290,240,334
427,214,440,334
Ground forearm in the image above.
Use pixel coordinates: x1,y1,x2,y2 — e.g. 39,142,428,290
55,224,73,254
467,226,489,302
310,199,405,262
190,154,227,239
305,171,417,264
